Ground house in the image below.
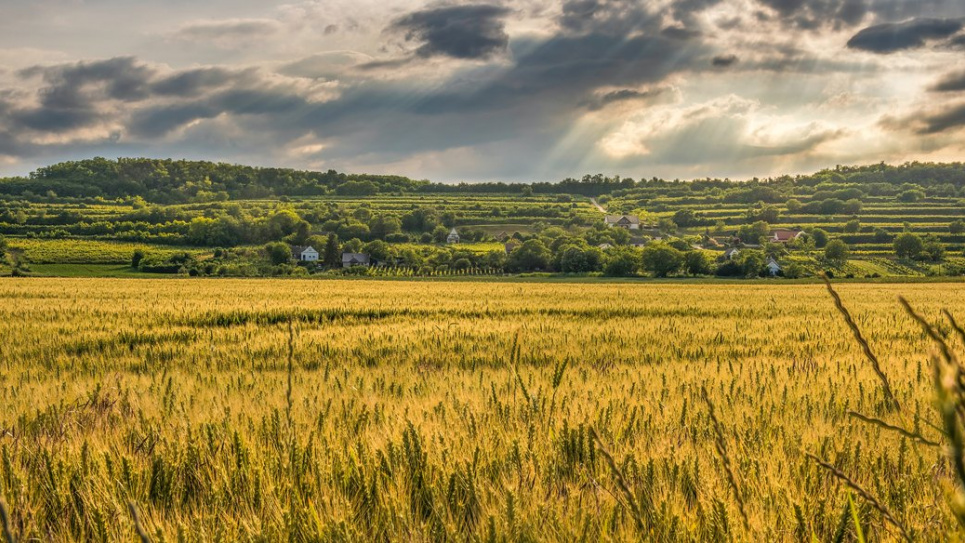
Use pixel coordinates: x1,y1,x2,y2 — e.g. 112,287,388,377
605,215,641,230
722,248,741,260
598,243,613,250
766,258,782,276
291,246,319,262
341,253,370,268
770,229,804,243
447,228,460,244
504,241,520,254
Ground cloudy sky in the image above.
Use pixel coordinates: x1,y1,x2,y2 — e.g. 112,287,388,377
1,0,964,182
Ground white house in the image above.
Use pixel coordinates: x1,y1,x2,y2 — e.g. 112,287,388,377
291,246,319,262
722,248,741,260
770,230,804,243
766,258,782,276
342,253,370,268
447,228,461,244
604,215,641,230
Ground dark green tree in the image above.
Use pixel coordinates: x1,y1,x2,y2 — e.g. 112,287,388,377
641,244,683,277
507,240,552,272
894,232,924,259
323,234,341,267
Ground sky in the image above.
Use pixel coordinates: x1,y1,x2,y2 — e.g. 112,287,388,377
0,0,964,182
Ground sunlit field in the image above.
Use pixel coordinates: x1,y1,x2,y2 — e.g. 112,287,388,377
1,278,963,541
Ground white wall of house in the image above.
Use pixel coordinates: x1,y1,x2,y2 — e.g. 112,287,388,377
300,248,319,261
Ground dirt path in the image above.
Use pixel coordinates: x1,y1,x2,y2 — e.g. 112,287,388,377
589,198,606,214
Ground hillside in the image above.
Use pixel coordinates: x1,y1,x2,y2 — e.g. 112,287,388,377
1,159,964,279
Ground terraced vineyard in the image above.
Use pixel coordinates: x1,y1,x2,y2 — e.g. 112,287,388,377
1,278,964,541
606,196,965,256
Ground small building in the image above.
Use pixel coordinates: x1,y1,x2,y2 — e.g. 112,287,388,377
766,258,782,276
605,215,641,230
598,243,613,250
770,230,804,243
341,253,370,268
447,228,460,244
504,240,520,254
722,248,741,260
291,246,319,262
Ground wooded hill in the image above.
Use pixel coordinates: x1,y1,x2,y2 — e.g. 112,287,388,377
2,158,964,203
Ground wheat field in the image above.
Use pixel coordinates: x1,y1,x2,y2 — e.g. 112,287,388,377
0,278,963,542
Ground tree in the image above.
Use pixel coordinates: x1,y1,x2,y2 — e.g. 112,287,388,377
950,220,965,235
323,234,341,267
785,199,802,213
736,221,770,244
603,248,640,277
673,209,699,227
843,219,860,233
265,242,292,265
923,235,945,262
873,228,891,243
824,239,849,266
432,225,450,244
894,232,924,259
304,235,327,251
362,240,392,262
898,189,924,203
507,240,552,272
342,238,364,254
131,249,145,268
560,246,592,273
842,199,862,214
337,222,370,241
809,228,829,248
641,244,684,277
336,180,378,196
684,251,713,276
369,215,402,239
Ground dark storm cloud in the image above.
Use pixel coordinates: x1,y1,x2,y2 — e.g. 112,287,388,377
582,88,666,110
9,57,154,132
20,57,155,104
151,67,250,97
558,0,657,34
712,54,739,67
387,4,511,60
918,102,965,134
930,71,965,92
755,0,868,30
847,18,964,53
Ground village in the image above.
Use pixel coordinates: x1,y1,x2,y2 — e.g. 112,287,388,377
282,213,807,277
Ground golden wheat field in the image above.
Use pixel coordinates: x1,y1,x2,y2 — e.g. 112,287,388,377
1,278,964,542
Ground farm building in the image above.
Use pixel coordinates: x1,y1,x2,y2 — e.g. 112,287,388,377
604,215,641,230
447,228,461,244
341,253,370,268
291,246,319,262
722,248,741,260
770,230,804,243
766,258,782,276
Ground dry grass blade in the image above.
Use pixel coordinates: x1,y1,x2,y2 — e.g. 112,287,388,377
822,274,900,411
0,499,14,543
899,297,958,368
846,411,940,447
805,452,911,541
128,501,153,543
944,310,965,346
588,427,647,534
702,386,751,534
